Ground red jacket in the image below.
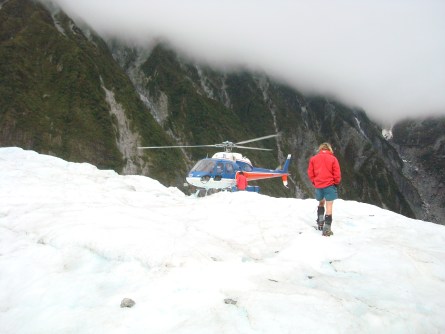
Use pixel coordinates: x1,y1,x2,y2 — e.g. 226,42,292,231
236,173,248,190
307,150,341,189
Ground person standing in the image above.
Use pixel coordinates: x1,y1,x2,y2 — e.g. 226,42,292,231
236,171,248,191
307,143,341,236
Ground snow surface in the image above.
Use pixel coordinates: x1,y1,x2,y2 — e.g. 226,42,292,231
1,147,445,334
382,128,393,140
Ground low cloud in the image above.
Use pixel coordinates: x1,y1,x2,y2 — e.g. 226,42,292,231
44,0,445,125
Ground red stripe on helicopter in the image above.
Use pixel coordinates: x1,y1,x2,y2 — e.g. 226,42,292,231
244,172,286,181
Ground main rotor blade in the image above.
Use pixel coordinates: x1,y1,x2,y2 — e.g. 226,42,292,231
235,133,280,145
234,145,272,151
138,144,216,149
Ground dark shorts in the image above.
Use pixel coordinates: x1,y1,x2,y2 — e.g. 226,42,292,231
315,185,338,201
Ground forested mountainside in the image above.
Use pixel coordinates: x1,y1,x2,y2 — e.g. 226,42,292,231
2,0,440,223
0,0,186,183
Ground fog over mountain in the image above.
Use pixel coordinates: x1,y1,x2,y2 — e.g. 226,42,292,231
40,0,445,125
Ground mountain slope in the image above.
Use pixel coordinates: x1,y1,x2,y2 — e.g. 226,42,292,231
390,117,445,223
0,0,186,184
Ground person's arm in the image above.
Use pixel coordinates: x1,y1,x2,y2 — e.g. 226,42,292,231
307,158,315,184
332,158,341,185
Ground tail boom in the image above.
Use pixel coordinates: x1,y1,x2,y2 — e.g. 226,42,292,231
245,154,291,187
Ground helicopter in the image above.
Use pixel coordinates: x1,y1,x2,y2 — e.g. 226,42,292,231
138,134,291,193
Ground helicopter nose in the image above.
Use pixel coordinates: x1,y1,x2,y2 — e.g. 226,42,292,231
186,176,201,187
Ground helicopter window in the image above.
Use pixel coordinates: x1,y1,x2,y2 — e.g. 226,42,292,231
225,163,234,174
216,162,224,174
238,162,252,172
190,160,216,173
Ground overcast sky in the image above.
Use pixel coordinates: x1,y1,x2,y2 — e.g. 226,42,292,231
44,0,445,125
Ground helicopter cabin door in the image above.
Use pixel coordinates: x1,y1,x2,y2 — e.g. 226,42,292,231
213,161,236,181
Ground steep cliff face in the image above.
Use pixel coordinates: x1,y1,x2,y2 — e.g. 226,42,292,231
1,0,432,222
390,118,445,223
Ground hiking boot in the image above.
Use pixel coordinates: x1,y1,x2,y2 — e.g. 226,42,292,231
322,215,333,236
316,206,325,230
322,223,333,236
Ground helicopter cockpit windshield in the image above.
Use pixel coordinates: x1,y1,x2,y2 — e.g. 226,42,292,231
190,159,216,173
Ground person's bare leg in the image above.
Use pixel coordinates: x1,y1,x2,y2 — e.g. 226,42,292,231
325,201,333,215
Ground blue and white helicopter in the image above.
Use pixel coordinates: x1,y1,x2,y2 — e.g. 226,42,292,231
138,134,291,193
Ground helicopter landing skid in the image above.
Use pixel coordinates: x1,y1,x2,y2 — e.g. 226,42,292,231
191,189,210,197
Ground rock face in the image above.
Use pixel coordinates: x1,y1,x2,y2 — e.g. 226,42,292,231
390,118,445,223
1,0,441,224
